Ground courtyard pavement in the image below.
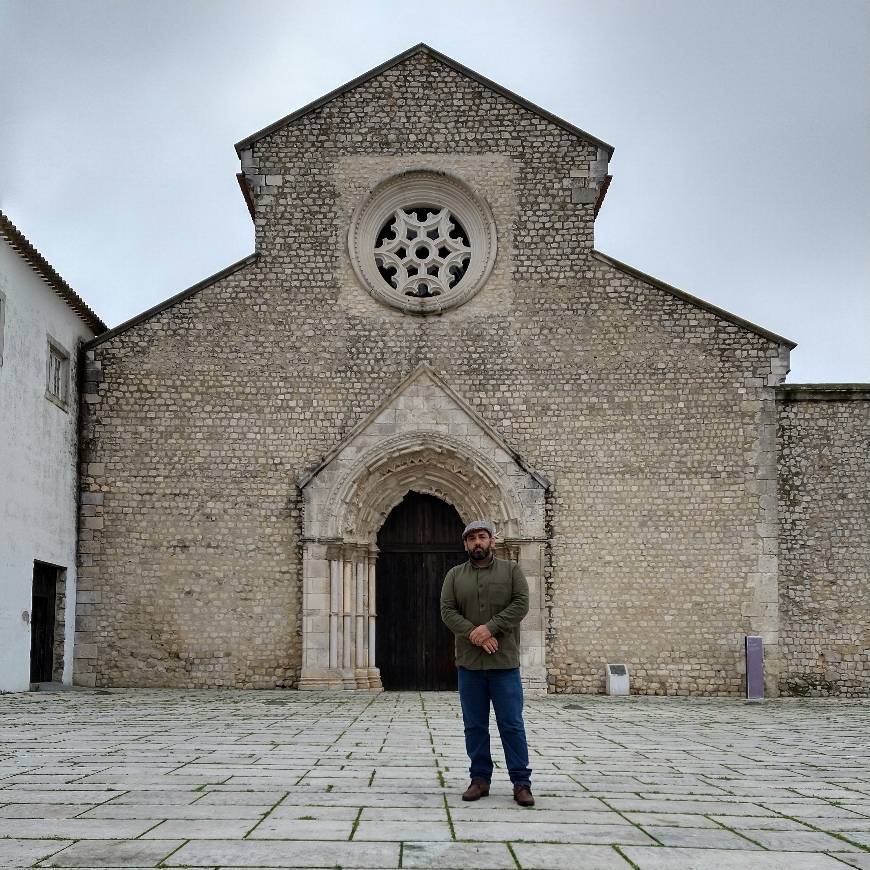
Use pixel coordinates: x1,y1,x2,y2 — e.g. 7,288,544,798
1,690,869,869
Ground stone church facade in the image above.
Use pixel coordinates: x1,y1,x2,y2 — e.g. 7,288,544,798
73,45,869,696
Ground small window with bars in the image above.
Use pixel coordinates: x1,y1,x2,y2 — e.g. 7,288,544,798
46,339,69,408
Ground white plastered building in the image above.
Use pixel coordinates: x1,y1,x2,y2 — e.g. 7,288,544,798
0,211,105,691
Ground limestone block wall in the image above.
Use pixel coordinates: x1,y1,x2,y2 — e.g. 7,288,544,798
777,386,870,696
76,50,791,693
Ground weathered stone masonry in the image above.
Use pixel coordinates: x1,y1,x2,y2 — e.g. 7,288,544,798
74,45,865,695
777,386,870,696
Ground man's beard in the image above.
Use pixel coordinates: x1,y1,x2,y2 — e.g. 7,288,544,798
470,543,491,560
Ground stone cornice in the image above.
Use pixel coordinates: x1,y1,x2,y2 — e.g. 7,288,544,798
777,384,870,402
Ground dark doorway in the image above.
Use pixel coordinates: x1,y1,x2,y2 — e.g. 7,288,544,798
376,492,467,690
30,561,60,683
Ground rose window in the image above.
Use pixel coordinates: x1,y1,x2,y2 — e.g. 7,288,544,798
374,206,471,299
348,172,496,314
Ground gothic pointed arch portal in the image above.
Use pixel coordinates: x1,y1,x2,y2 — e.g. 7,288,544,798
297,365,549,691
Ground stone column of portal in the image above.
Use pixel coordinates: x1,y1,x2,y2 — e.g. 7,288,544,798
360,552,369,676
354,550,368,688
367,549,382,689
328,558,341,671
341,552,356,688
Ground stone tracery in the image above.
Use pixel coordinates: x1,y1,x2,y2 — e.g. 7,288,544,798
347,171,496,314
374,206,471,298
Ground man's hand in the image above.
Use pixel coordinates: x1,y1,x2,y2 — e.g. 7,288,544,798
469,625,493,646
481,637,499,655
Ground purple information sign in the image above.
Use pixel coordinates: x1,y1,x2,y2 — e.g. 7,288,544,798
745,635,764,700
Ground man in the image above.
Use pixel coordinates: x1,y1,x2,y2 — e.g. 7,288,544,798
440,519,534,807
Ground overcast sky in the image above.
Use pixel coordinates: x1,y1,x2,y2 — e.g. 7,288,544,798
1,0,867,382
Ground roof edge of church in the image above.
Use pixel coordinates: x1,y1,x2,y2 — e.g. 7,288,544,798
776,383,870,401
84,253,257,350
234,43,615,158
592,250,798,350
0,210,107,336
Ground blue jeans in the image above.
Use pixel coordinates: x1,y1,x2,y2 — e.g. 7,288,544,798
457,666,531,787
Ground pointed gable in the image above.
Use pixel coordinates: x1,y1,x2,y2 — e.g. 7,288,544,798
235,44,614,158
299,364,549,543
299,363,549,492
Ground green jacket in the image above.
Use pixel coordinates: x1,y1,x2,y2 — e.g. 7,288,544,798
440,557,529,670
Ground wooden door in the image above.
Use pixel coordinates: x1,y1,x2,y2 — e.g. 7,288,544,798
376,492,466,690
30,561,57,683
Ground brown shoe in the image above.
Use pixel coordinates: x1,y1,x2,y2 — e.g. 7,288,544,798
462,778,490,801
513,784,535,806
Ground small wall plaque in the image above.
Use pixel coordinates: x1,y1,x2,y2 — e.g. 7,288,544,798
606,663,630,695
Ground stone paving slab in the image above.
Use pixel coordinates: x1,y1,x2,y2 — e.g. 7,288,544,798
0,802,97,818
140,817,256,839
401,840,516,868
605,797,777,815
37,839,184,867
450,805,627,825
622,845,852,868
164,838,401,867
447,792,612,810
453,820,657,844
0,839,73,867
79,802,270,819
622,811,721,828
196,790,289,805
0,817,159,839
0,789,125,804
511,842,633,869
354,820,454,841
706,812,814,830
359,806,446,821
247,817,356,839
106,789,203,805
834,854,870,869
268,804,360,821
746,828,865,851
0,689,866,868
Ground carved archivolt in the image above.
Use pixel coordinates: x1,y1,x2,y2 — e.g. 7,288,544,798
319,432,527,544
